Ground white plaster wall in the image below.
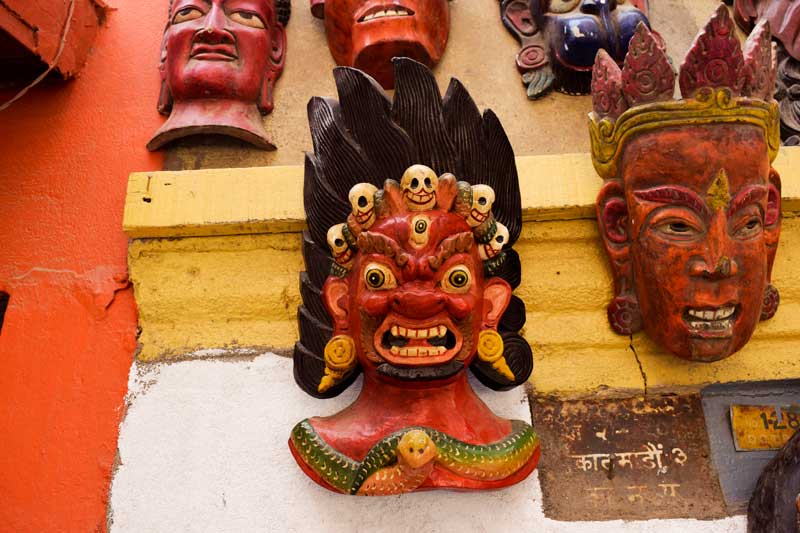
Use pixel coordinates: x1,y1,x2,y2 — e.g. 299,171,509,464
109,354,746,533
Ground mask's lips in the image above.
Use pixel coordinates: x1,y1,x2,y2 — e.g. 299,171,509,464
404,190,435,207
683,303,740,338
375,319,461,367
377,360,464,381
470,208,488,223
335,248,353,264
357,5,415,23
190,44,238,61
355,208,374,225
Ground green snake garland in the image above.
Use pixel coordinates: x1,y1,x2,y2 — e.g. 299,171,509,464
291,419,539,495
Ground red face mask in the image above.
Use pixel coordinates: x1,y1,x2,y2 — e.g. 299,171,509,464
314,0,450,88
149,0,287,150
325,211,512,380
603,124,782,361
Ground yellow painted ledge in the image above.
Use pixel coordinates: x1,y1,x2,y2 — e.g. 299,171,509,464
125,149,800,398
127,149,800,238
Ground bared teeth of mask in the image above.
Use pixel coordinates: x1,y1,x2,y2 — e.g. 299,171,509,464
715,306,735,319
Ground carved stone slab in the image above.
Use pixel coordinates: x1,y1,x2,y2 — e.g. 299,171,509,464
531,394,726,521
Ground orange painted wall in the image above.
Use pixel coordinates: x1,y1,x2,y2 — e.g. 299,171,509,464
0,1,164,530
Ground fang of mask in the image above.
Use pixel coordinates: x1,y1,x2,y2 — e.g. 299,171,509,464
400,165,438,211
480,222,509,261
468,185,496,227
327,223,355,268
348,183,378,228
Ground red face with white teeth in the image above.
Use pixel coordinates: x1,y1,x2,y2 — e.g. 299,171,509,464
321,0,450,88
323,209,511,380
356,212,481,373
618,125,781,361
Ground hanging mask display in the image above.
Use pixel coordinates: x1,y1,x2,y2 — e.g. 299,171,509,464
290,58,539,495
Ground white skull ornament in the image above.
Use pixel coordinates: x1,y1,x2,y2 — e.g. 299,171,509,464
479,221,509,261
327,223,355,267
468,185,495,227
400,164,438,211
348,183,378,228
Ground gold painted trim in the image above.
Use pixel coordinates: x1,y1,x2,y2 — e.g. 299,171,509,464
589,88,781,180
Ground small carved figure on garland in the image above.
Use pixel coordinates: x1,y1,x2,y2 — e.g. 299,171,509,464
148,0,290,151
308,0,450,89
589,6,782,362
290,58,539,495
500,0,655,99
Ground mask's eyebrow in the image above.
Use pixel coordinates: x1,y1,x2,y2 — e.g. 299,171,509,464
357,232,409,267
633,186,710,219
427,232,473,270
173,0,210,12
727,185,767,217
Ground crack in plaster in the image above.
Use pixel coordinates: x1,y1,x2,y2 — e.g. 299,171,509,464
629,336,648,397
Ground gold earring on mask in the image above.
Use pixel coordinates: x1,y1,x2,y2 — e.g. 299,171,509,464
318,335,357,393
477,330,515,381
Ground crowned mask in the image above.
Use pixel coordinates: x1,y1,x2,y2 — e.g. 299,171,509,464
590,5,782,362
290,58,539,495
148,0,290,151
308,0,450,89
501,0,653,98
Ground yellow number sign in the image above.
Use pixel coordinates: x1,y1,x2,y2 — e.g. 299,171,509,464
730,404,800,451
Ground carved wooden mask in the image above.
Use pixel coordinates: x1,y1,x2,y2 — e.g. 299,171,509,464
501,0,652,98
290,59,539,496
735,0,800,59
590,7,782,362
733,0,800,144
148,0,289,151
309,0,450,89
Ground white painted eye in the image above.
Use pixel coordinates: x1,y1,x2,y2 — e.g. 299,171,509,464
229,11,266,28
173,6,204,24
440,265,472,294
548,0,581,14
364,263,397,290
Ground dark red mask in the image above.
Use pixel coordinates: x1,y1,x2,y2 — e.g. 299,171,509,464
148,0,288,150
310,0,450,88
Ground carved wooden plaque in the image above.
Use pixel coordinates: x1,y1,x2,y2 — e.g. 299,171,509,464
531,395,727,520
